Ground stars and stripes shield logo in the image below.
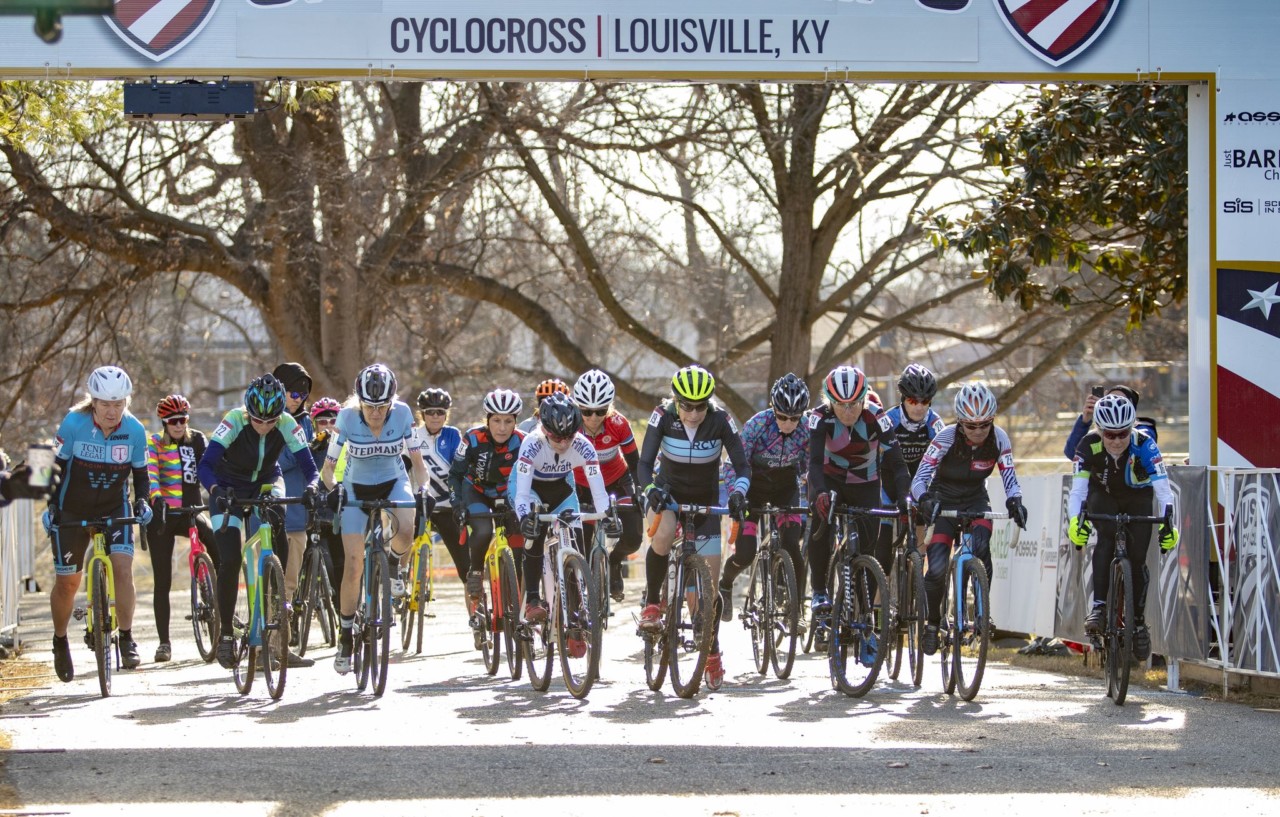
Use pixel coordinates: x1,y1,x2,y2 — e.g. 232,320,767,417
992,0,1121,67
106,0,221,62
1216,267,1280,467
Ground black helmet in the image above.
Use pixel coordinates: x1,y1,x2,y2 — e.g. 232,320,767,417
897,363,938,402
417,388,452,411
354,363,397,407
538,392,582,440
770,373,810,416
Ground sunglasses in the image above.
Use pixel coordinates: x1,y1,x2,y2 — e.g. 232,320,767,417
677,400,709,413
314,416,337,426
546,430,575,444
774,413,802,424
248,414,279,426
905,397,930,406
164,417,188,427
581,408,609,417
422,409,447,417
289,391,309,401
1102,429,1131,441
960,420,993,431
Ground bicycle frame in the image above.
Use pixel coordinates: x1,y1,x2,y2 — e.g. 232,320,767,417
739,504,805,679
346,495,419,696
177,504,218,663
934,508,1006,701
465,499,522,677
66,514,137,698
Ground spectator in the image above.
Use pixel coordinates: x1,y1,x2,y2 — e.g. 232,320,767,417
1063,384,1158,460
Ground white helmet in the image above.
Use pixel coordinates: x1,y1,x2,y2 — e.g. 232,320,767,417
953,382,997,422
483,388,523,417
572,369,616,410
86,366,133,401
1093,394,1136,431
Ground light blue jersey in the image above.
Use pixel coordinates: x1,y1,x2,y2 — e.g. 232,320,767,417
328,401,417,486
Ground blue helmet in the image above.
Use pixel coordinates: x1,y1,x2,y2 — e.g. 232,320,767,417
245,374,286,421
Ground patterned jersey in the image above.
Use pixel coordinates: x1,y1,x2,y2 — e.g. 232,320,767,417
884,404,945,477
411,424,463,507
806,403,909,501
328,401,416,486
147,429,207,509
1067,428,1173,519
199,407,315,491
637,401,750,504
52,410,150,515
449,426,527,500
573,412,638,487
512,429,609,520
911,424,1022,505
725,408,809,497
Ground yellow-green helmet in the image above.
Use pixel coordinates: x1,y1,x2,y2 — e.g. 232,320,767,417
671,365,716,402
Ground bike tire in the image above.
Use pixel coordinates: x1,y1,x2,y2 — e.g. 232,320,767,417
233,559,256,696
886,553,906,682
590,545,610,632
191,552,219,663
557,549,599,699
261,554,288,701
829,553,889,698
1107,558,1134,705
316,558,338,648
905,551,927,689
370,549,392,697
400,548,417,652
669,553,714,699
644,580,669,692
745,559,768,675
770,550,800,680
414,544,431,655
480,572,501,677
295,550,317,658
524,611,554,693
91,560,112,698
953,558,991,702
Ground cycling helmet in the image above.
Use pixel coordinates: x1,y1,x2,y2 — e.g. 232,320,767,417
86,366,133,401
156,394,190,419
417,388,452,411
1093,394,1136,431
539,393,582,439
671,365,715,402
823,365,868,405
953,382,998,422
535,378,570,402
309,397,341,420
354,363,397,407
483,388,523,417
244,374,286,421
572,369,616,410
770,373,810,416
897,363,938,402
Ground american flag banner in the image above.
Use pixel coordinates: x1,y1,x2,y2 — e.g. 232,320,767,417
1216,267,1280,467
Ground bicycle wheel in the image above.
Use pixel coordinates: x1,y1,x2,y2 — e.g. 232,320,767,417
828,554,889,698
644,580,669,692
496,553,522,681
953,558,991,702
295,550,317,658
233,560,256,695
557,549,600,699
1107,558,1134,705
904,551,927,689
669,554,714,699
480,572,501,677
91,560,112,698
414,545,431,655
190,552,219,664
400,547,418,652
744,560,768,675
886,554,906,682
369,550,392,697
769,550,800,680
316,557,338,648
261,554,288,701
524,606,554,693
590,544,609,631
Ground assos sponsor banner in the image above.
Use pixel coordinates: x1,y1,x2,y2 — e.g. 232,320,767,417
1217,80,1280,261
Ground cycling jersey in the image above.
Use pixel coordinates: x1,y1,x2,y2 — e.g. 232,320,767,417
411,424,462,507
573,412,638,487
147,429,208,509
52,409,150,515
279,409,314,532
199,407,316,492
327,401,416,486
911,424,1022,505
511,428,610,520
806,403,909,501
449,426,526,501
637,400,750,504
1067,428,1173,519
725,408,809,498
884,404,945,477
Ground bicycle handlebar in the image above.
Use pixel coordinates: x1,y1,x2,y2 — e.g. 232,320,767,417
175,505,209,514
829,505,901,520
1084,506,1172,527
57,515,138,531
749,504,809,515
343,498,419,510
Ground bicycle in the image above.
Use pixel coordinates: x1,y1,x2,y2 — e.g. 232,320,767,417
396,519,436,655
817,504,892,698
525,502,617,699
291,523,339,658
736,504,803,680
173,504,219,664
884,513,926,688
639,500,730,699
465,500,523,680
585,495,634,633
65,513,139,698
216,494,302,700
933,508,1004,702
1082,506,1172,706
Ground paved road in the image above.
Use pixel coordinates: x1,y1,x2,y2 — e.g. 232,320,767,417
3,577,1280,816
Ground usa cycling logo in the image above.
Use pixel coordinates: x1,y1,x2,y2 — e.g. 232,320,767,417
107,0,307,62
993,0,1121,67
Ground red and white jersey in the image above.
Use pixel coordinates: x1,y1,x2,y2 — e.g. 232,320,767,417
574,412,638,487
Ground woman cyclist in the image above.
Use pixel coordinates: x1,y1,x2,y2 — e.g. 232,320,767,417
145,394,215,663
308,397,345,589
637,364,750,688
910,381,1027,656
46,365,153,681
718,373,811,621
570,369,642,601
518,378,572,434
1067,393,1178,662
410,388,468,584
319,364,429,676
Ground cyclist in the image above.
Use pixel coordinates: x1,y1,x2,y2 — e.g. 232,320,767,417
308,397,345,589
320,364,430,675
718,373,811,621
807,365,910,622
271,362,318,669
570,369,642,601
637,364,750,688
1063,384,1158,460
449,388,527,634
145,394,215,663
46,366,153,681
199,374,319,671
517,378,571,434
410,388,469,584
1067,394,1177,662
512,393,617,634
911,381,1028,656
873,364,946,574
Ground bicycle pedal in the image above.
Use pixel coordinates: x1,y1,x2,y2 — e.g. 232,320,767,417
72,607,86,621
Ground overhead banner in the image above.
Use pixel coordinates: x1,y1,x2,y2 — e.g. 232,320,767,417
1,1,1279,79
